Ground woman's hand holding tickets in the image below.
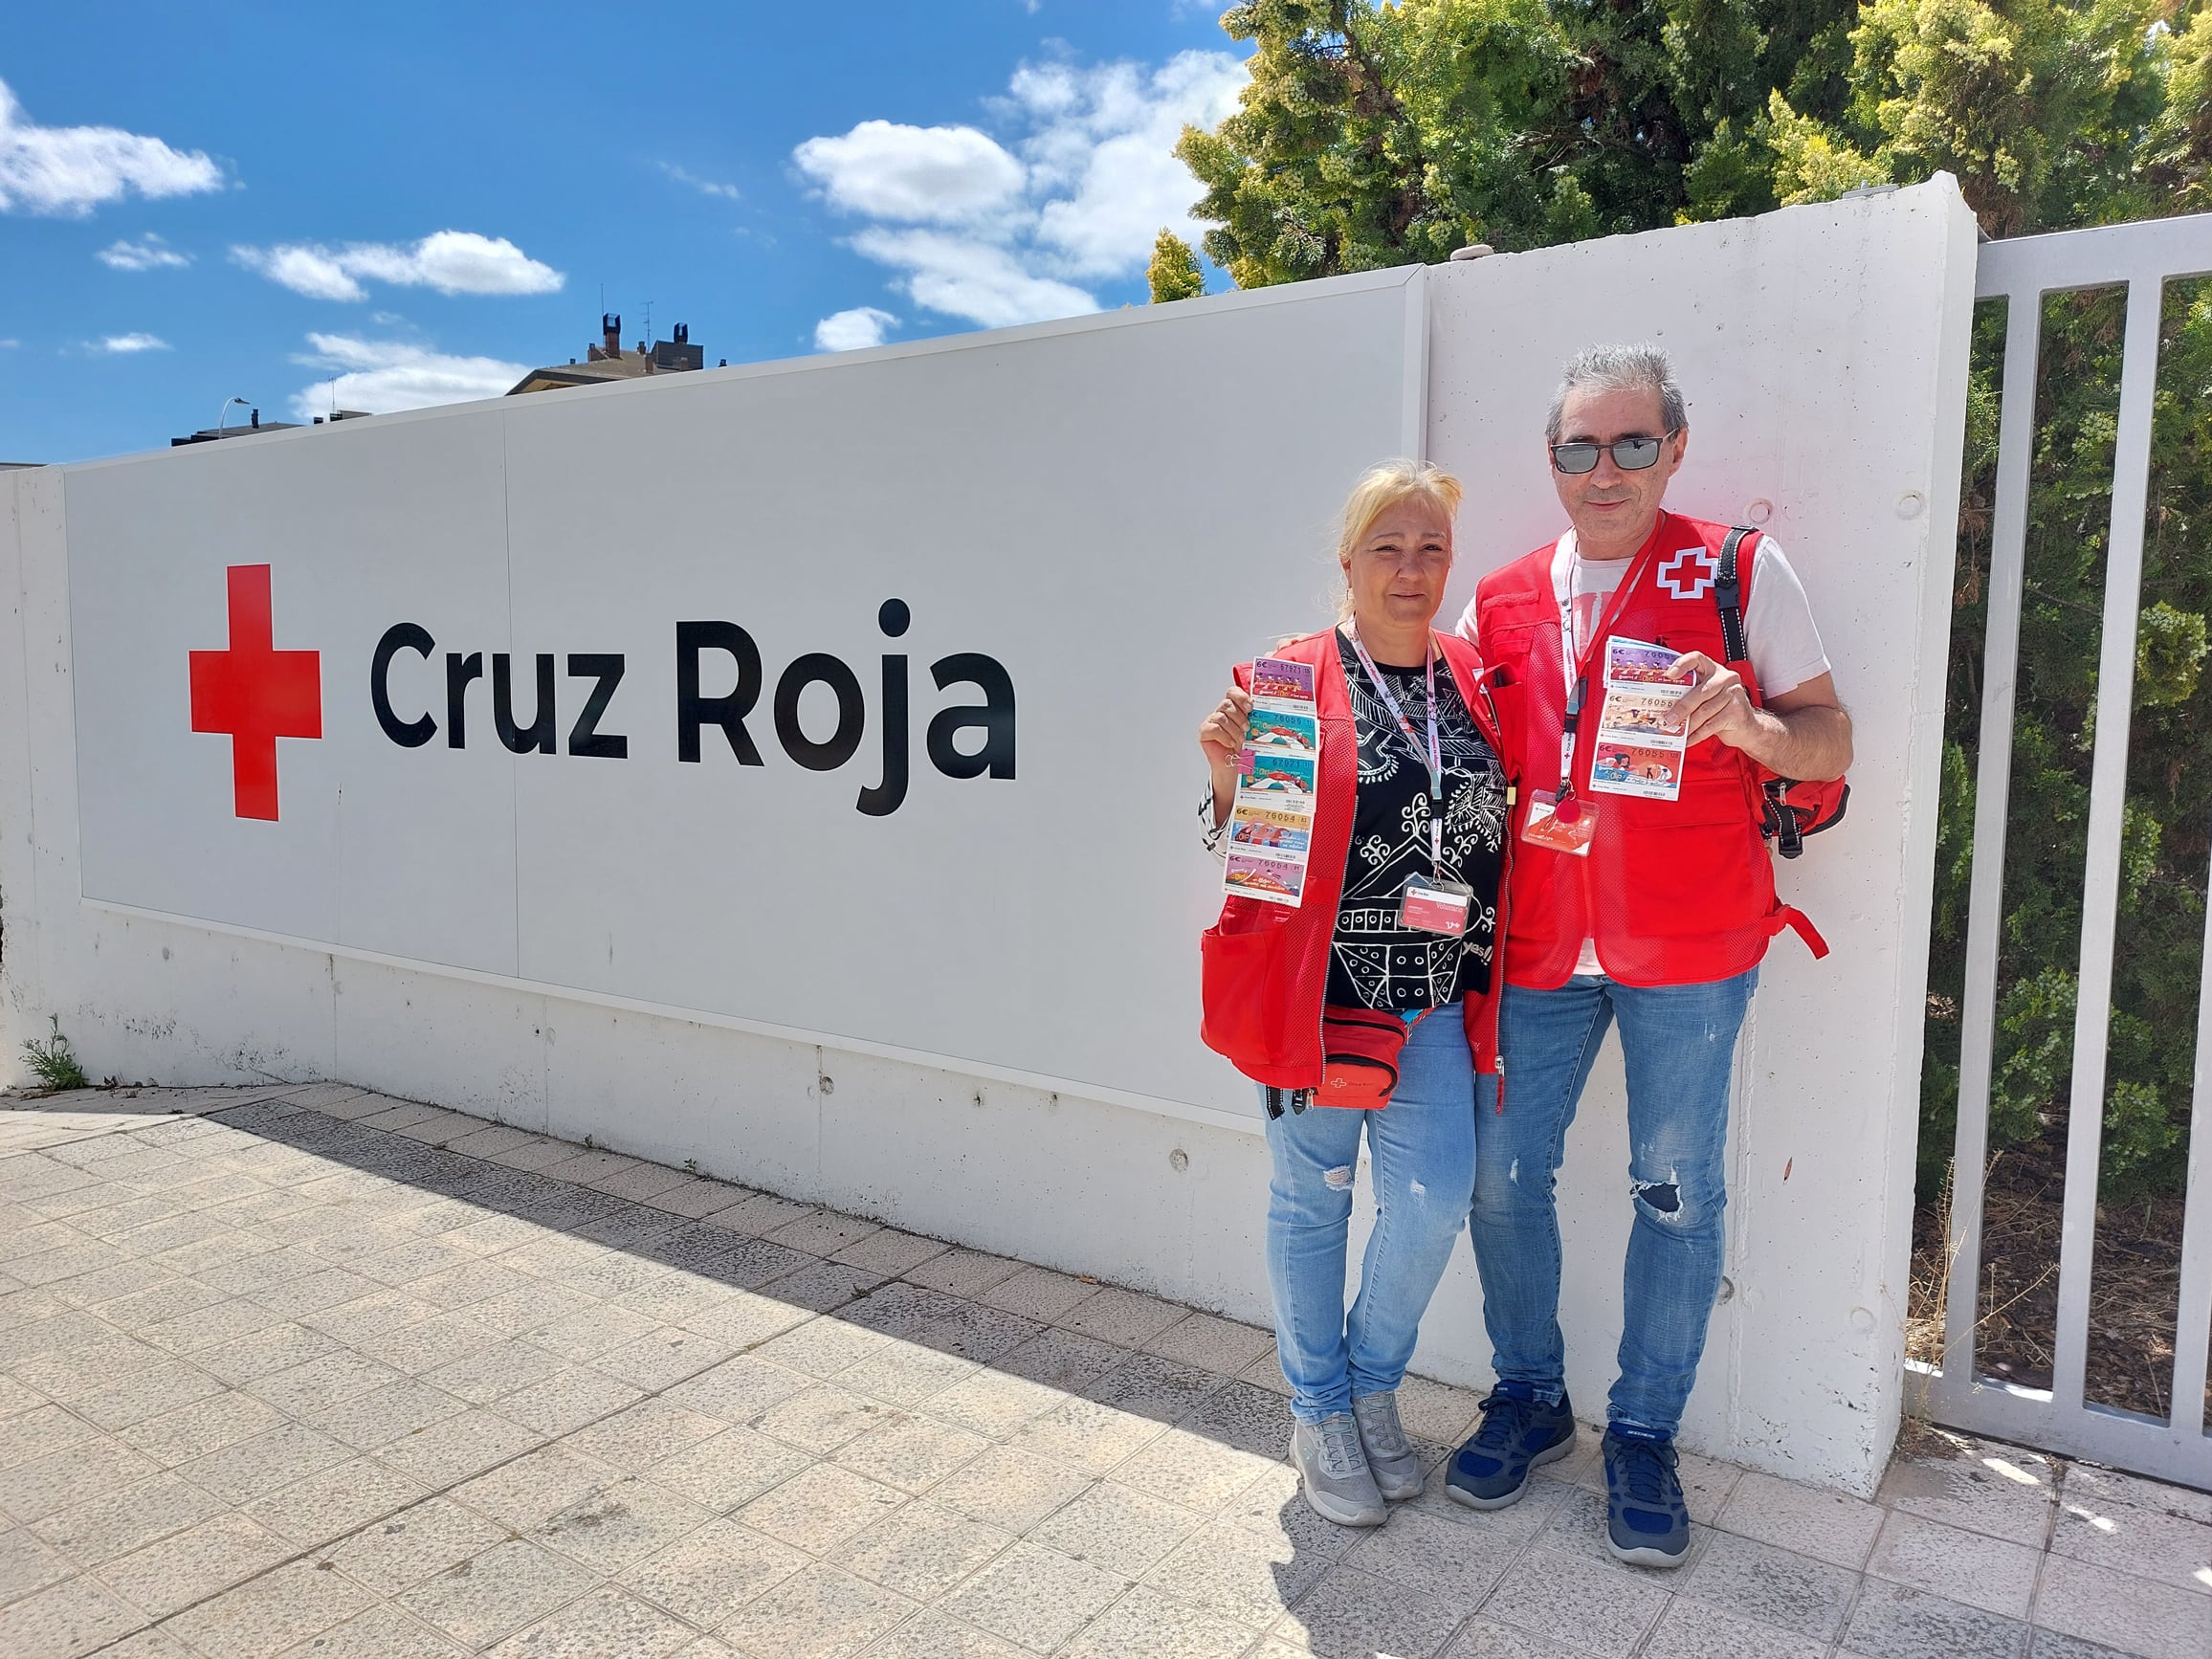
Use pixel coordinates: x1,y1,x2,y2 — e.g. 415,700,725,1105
1200,684,1252,826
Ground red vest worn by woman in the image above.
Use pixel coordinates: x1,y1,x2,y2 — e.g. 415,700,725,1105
1471,512,1824,989
1198,628,1513,1090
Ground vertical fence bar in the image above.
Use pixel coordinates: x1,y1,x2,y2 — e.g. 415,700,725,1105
1941,292,2045,1392
2170,886,2212,1438
2048,276,2166,1419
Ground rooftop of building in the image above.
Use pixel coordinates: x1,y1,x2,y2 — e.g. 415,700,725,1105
509,315,714,396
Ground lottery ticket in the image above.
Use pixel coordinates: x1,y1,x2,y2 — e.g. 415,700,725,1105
1588,637,1691,803
1223,657,1322,907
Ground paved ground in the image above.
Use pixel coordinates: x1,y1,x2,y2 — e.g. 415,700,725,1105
0,1085,2205,1659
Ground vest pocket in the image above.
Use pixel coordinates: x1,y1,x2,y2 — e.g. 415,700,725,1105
1200,914,1300,1072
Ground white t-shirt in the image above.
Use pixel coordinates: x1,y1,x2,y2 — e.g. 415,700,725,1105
1456,526,1833,976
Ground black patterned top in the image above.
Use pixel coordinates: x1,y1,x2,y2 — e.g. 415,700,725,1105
1325,629,1505,1010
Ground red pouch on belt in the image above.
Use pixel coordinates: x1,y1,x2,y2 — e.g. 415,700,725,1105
1316,1006,1417,1109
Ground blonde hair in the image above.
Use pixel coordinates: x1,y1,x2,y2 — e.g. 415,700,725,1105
1335,458,1464,620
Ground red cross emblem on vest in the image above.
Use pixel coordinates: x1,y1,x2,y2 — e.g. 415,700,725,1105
1656,546,1718,601
188,565,322,821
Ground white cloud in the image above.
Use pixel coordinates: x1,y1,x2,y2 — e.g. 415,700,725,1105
288,333,527,417
1018,53,1245,276
793,51,1237,329
233,232,564,301
97,232,189,272
852,231,1097,328
99,332,168,353
660,162,740,201
0,338,17,348
794,121,1026,224
0,77,222,216
813,306,900,352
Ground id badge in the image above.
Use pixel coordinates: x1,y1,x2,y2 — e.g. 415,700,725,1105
1400,874,1472,937
1520,789,1598,856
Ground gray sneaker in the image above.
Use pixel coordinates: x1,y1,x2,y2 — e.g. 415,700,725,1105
1290,1413,1387,1527
1352,1391,1426,1500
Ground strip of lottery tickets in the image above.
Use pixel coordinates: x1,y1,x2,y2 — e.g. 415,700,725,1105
1223,657,1320,906
1586,637,1690,803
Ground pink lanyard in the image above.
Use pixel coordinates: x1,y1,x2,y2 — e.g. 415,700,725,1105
1345,627,1445,871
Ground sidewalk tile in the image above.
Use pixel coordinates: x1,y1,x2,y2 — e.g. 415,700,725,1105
975,1266,1096,1323
162,1557,376,1659
715,1562,915,1659
1479,1546,1669,1658
868,1613,1030,1659
1646,1599,1825,1658
1062,1585,1255,1659
2049,1489,2212,1595
532,1477,714,1575
397,1538,598,1649
837,1497,1014,1601
902,1249,1024,1300
1272,1562,1467,1659
96,1513,293,1619
1878,1438,2056,1546
833,1229,949,1277
1719,1471,1886,1569
741,1463,907,1553
940,1541,1124,1651
929,1445,1093,1532
1056,1286,1185,1347
1029,1481,1202,1578
326,1496,508,1595
271,1603,465,1658
1142,1518,1324,1627
2033,1554,2212,1659
1838,1580,2026,1659
1143,1312,1274,1377
623,1517,807,1626
485,1586,692,1658
0,1575,145,1659
1868,1509,2041,1618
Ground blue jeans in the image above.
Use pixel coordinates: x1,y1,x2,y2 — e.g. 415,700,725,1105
1470,970,1756,1437
1263,1006,1489,1423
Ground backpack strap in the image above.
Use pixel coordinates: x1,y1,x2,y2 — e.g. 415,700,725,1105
1714,526,1755,666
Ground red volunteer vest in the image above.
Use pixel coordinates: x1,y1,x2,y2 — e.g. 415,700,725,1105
1198,628,1510,1089
1471,512,1818,989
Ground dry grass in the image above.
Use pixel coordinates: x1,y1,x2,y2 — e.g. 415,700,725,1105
1909,1140,2206,1422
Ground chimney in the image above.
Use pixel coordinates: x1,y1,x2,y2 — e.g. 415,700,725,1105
602,313,621,357
250,409,259,429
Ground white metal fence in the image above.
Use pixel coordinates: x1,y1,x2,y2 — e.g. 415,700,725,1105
1930,210,2212,1490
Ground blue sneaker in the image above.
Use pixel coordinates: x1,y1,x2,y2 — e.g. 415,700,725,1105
1445,1382,1576,1510
1602,1426,1691,1567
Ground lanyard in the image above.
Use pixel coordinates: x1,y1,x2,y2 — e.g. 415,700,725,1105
1345,626,1446,872
1554,525,1667,813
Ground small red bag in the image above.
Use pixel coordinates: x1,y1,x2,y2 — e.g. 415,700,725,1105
1315,1006,1416,1109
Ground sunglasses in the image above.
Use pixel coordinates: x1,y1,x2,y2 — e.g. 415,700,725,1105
1550,431,1680,475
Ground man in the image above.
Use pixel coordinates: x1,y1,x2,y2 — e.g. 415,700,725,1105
1449,343,1851,1567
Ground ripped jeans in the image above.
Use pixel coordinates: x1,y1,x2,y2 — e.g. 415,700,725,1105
1262,1006,1486,1423
1470,970,1756,1438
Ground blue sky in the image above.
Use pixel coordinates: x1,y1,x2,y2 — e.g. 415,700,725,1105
0,1,1250,463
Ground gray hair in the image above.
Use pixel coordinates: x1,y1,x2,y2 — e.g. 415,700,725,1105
1545,343,1688,444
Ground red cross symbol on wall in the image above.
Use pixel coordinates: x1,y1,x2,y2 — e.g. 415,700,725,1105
188,565,322,821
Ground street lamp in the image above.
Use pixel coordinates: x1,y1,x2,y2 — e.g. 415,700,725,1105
215,397,250,435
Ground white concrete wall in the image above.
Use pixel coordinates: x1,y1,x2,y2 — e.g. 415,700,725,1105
1414,180,1980,1490
0,178,1976,1493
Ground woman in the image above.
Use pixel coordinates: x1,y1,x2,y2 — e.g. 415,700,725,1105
1197,460,1513,1527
